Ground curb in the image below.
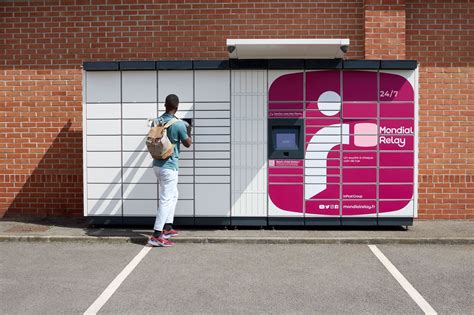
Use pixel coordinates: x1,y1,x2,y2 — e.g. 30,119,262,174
1,235,473,245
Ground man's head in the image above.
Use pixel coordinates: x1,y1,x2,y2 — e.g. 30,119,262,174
165,94,179,114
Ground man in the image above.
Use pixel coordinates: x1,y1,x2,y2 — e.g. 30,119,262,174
148,94,192,247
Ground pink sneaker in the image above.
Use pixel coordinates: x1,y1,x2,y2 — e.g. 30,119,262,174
147,236,174,247
162,229,179,239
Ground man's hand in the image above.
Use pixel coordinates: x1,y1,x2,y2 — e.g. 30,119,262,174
182,137,192,148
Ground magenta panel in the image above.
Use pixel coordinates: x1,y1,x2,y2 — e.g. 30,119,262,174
342,184,376,199
342,103,377,118
326,175,341,184
342,151,377,167
379,72,414,102
379,184,413,200
306,118,341,126
268,102,304,110
305,108,340,118
379,135,414,151
306,126,341,135
268,168,304,175
307,184,340,199
268,176,303,183
379,200,412,213
306,70,340,101
269,184,304,213
269,72,303,101
269,111,304,118
328,150,341,159
380,103,414,118
343,140,377,151
379,151,414,167
343,71,377,101
342,200,376,216
267,69,416,217
326,159,341,168
326,167,341,176
379,119,414,134
379,168,414,183
270,160,304,167
343,168,377,183
306,200,340,216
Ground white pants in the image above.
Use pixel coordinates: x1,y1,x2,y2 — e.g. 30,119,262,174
153,167,179,231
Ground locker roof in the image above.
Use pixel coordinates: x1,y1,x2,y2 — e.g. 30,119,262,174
82,59,417,71
226,39,350,59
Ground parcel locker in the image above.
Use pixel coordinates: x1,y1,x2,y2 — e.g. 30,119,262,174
83,56,417,226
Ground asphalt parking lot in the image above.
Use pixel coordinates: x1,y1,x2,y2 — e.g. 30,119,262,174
1,243,473,314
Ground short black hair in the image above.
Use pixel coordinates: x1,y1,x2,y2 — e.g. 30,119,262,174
165,94,179,111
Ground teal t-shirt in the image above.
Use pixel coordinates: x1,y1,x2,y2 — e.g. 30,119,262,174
152,113,189,171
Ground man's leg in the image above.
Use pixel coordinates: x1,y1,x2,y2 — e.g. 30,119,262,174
153,167,178,233
165,171,179,228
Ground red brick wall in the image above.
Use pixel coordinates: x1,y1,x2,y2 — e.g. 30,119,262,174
406,0,474,219
0,0,472,219
364,0,406,59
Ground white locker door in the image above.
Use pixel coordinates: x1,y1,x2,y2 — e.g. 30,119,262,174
85,71,122,217
121,71,158,217
231,70,268,219
194,70,231,218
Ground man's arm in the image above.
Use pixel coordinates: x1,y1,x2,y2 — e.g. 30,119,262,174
181,122,192,148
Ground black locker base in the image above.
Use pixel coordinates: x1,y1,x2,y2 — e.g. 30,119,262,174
341,217,378,226
378,217,413,226
231,217,267,226
87,216,413,227
194,217,231,226
268,217,305,226
305,217,341,226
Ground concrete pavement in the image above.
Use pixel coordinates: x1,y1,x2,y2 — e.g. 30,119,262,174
1,243,473,314
0,218,473,244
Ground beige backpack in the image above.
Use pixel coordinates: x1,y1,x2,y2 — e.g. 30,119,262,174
146,118,179,160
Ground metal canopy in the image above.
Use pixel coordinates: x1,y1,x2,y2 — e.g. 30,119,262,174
226,39,350,59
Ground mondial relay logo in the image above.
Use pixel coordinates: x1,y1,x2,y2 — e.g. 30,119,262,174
379,125,413,148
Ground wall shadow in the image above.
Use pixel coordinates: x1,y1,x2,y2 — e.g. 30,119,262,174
2,120,150,245
5,120,82,218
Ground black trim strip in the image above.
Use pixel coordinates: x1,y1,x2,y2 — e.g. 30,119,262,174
343,60,380,69
341,217,377,226
380,60,417,70
230,59,268,69
83,59,418,71
305,217,341,226
305,59,343,69
231,217,267,226
157,60,193,70
87,215,413,227
268,59,305,69
194,217,231,226
119,61,156,70
268,217,305,226
193,60,230,70
378,217,413,226
83,62,119,71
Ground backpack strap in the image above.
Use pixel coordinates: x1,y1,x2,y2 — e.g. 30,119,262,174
163,118,178,129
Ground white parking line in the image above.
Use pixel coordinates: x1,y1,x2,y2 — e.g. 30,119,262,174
84,246,152,315
368,245,437,315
